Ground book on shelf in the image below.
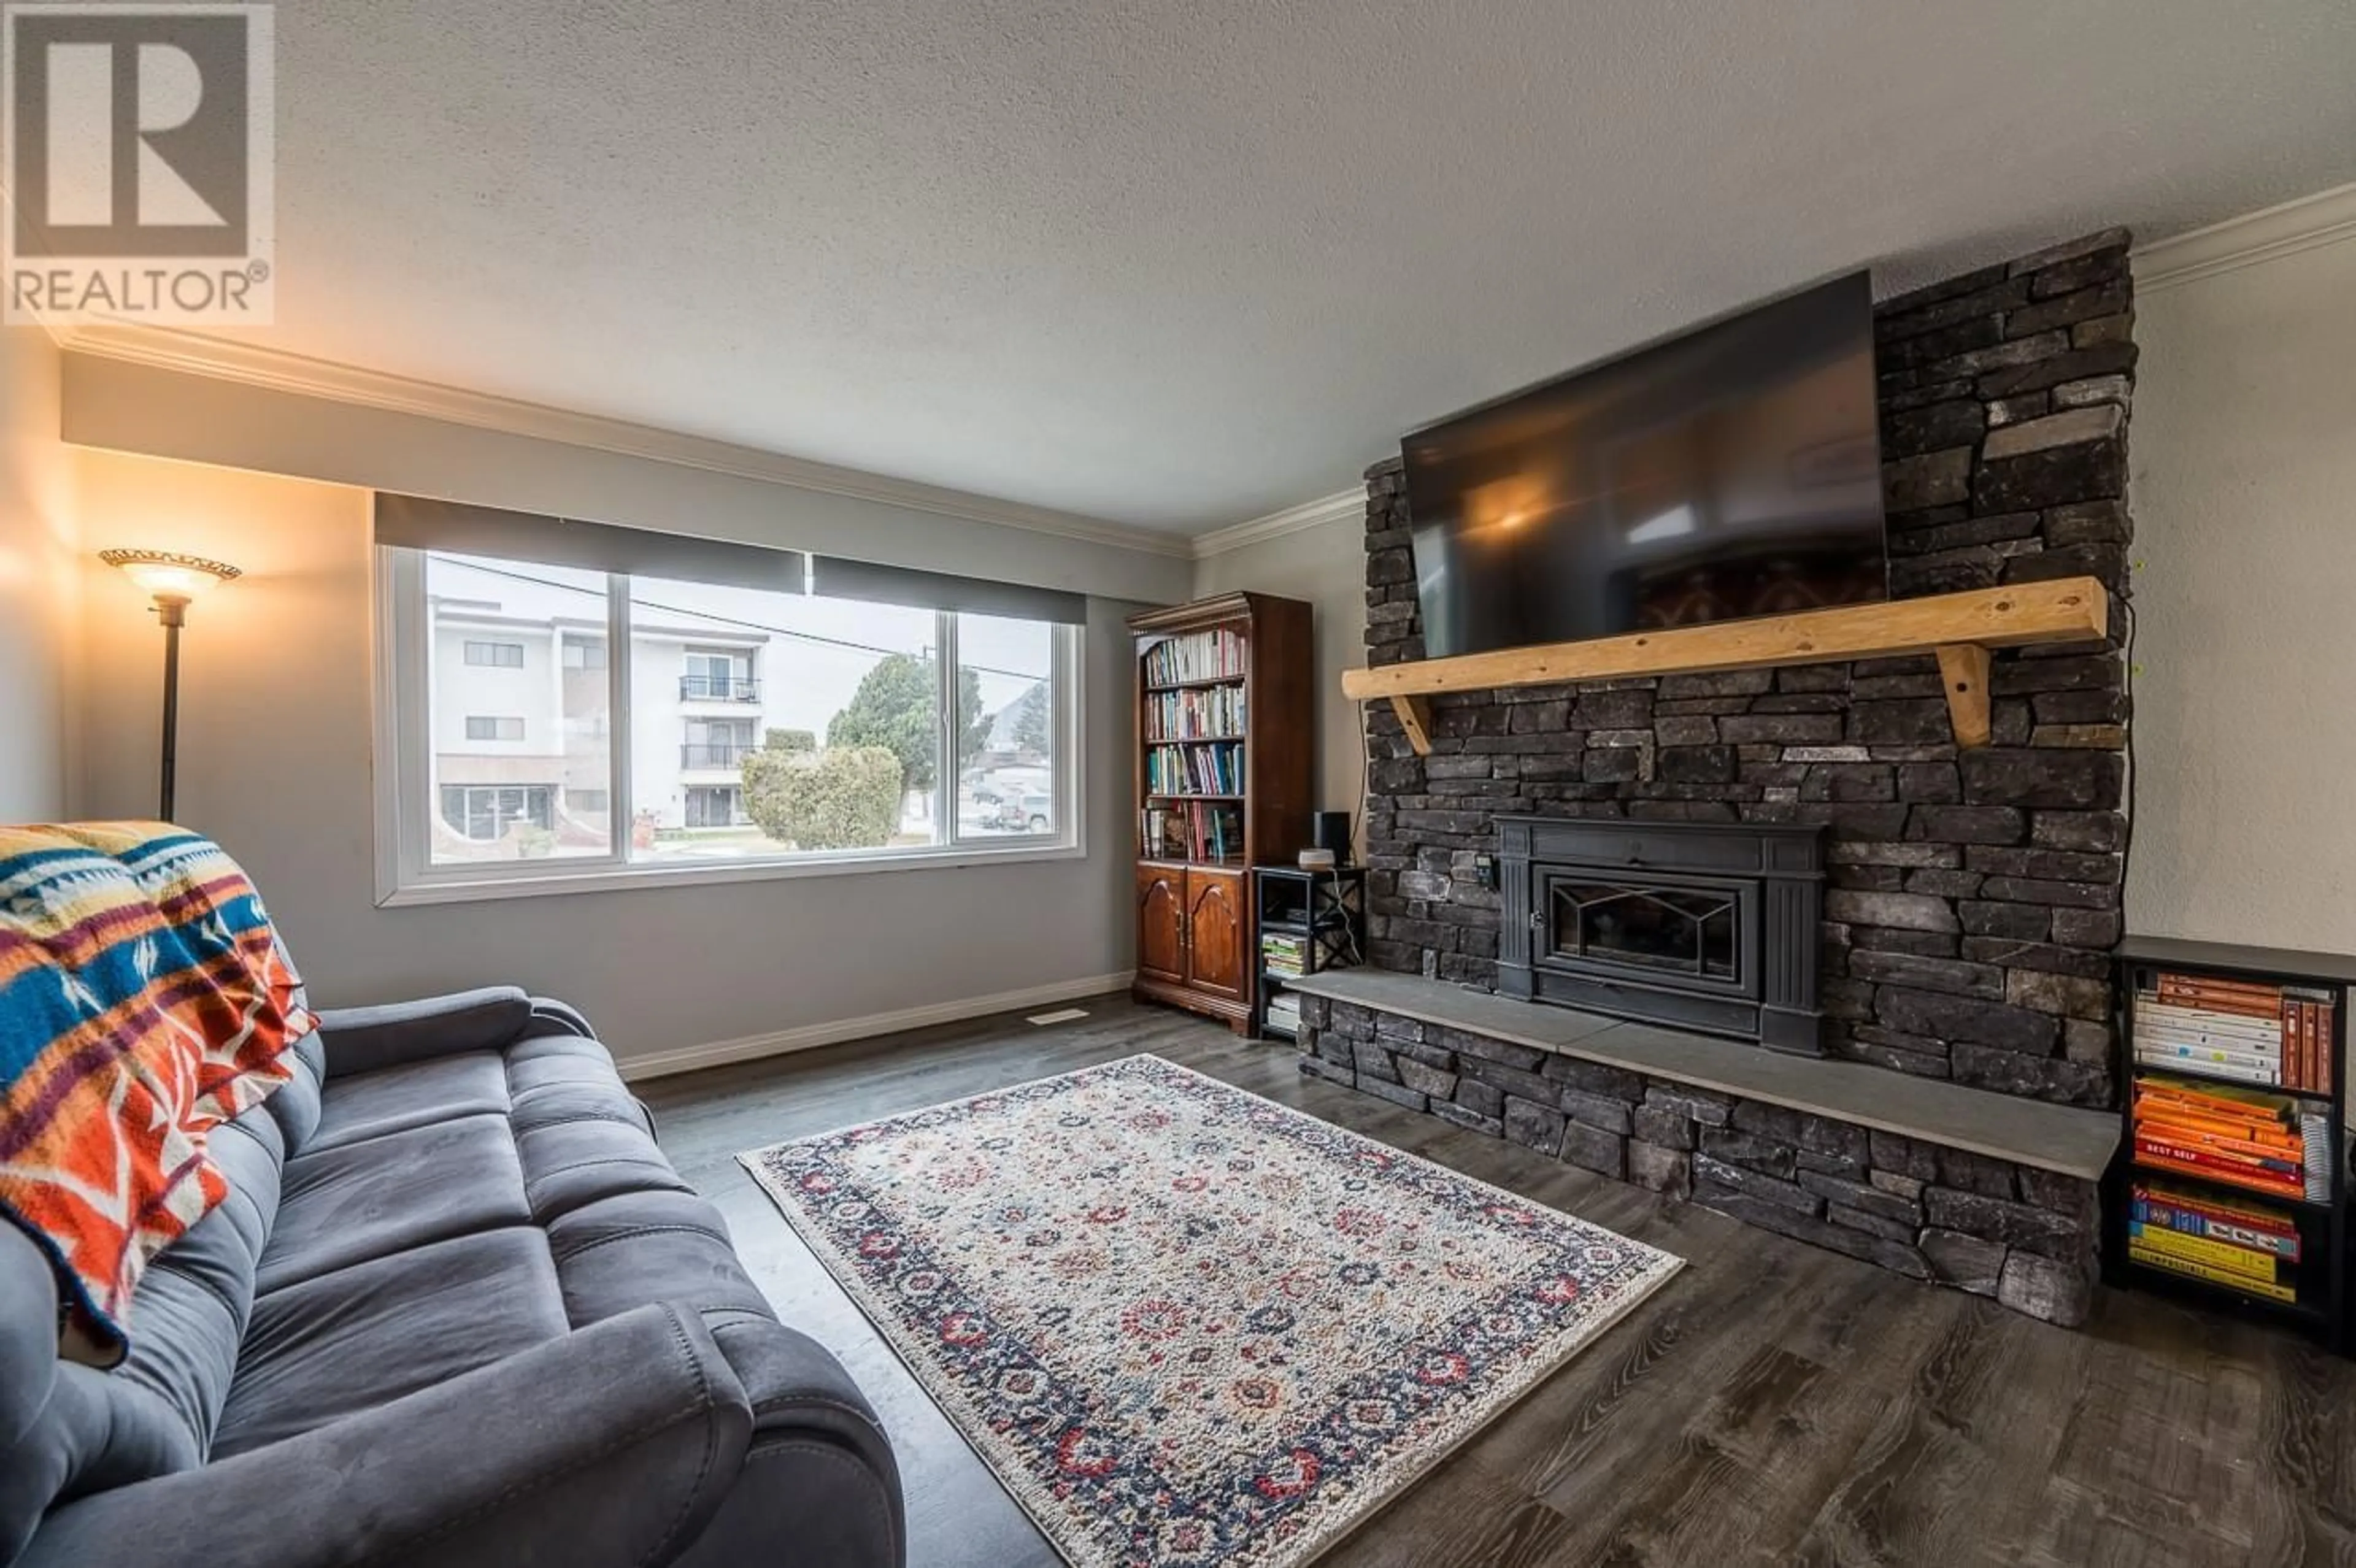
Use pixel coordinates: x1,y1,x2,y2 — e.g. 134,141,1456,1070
1144,685,1246,740
2127,1239,2300,1303
2131,1180,2301,1261
1145,740,1244,796
1140,807,1178,861
1142,628,1245,687
1261,933,1304,976
1265,996,1302,1030
1141,801,1242,863
2127,1221,2283,1283
2152,977,2285,1007
2131,1073,2333,1202
2131,974,2338,1093
2132,1047,2279,1086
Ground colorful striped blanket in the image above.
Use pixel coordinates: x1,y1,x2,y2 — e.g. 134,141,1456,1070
0,824,314,1366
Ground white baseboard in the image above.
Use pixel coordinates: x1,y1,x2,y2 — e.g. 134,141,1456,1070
615,970,1137,1083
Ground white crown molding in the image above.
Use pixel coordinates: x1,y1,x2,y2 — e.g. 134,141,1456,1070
614,970,1135,1082
54,323,1195,559
2134,180,2356,294
1191,486,1366,559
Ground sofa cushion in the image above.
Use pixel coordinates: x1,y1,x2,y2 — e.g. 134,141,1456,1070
509,1037,653,1136
211,1228,568,1459
302,1050,510,1153
518,1116,695,1225
256,1114,531,1294
549,1188,777,1331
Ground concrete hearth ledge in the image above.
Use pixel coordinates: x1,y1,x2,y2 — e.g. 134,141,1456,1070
1286,970,2119,1181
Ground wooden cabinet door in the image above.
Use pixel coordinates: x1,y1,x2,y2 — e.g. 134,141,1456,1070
1136,865,1187,987
1182,867,1248,1002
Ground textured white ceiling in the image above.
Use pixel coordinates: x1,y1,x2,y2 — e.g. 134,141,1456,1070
234,0,2356,533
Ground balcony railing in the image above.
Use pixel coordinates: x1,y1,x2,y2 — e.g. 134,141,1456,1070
680,744,752,770
680,674,760,702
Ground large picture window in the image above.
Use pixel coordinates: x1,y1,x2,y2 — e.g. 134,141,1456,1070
375,513,1082,904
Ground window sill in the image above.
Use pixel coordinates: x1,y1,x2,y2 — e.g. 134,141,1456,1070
376,840,1087,907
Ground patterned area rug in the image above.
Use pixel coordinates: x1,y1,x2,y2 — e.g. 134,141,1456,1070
740,1055,1681,1568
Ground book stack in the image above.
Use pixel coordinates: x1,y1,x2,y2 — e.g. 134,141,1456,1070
1145,741,1243,795
1261,932,1305,977
1263,994,1302,1035
2127,1179,2301,1304
2132,970,2339,1093
2131,1074,2331,1204
1144,686,1245,740
1143,628,1245,686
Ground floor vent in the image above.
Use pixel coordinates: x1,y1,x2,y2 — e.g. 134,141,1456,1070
1025,1007,1091,1026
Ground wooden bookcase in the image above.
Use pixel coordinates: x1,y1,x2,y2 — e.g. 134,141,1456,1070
1129,593,1314,1033
2104,935,2352,1353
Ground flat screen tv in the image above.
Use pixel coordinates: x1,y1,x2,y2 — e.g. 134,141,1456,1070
1403,271,1885,660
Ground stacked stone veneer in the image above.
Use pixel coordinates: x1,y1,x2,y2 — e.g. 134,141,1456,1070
1361,229,2136,1110
1298,994,2100,1324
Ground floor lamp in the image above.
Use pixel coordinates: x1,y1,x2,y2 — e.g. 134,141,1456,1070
100,550,243,822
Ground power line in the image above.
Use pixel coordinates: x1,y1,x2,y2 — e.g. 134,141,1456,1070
431,555,1052,685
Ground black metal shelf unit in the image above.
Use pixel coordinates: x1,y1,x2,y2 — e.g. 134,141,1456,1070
1251,864,1368,1041
2104,935,2352,1353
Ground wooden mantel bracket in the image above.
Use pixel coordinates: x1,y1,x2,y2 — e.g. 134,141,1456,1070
1387,695,1433,755
1933,644,1993,748
1343,578,2107,758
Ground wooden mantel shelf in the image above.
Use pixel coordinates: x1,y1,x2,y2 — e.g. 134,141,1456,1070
1341,577,2108,755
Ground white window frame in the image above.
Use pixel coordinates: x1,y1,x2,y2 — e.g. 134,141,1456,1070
373,546,1086,906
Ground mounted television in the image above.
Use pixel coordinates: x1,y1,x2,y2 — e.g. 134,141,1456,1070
1403,272,1885,660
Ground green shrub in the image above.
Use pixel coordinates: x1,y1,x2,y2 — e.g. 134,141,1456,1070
741,741,901,850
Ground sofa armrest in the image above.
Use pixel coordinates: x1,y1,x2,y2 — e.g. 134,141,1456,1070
312,986,539,1077
17,1304,753,1568
672,1313,905,1567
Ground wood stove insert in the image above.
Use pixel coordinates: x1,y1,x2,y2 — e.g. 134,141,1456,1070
1496,815,1826,1054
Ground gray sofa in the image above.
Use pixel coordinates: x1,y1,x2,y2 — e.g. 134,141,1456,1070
0,987,903,1567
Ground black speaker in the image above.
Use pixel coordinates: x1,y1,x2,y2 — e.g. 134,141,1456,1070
1311,811,1352,863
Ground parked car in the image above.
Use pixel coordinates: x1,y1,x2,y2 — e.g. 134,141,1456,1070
995,791,1052,833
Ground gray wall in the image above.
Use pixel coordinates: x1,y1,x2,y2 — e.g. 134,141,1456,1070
1191,508,1368,836
2127,229,2356,953
0,328,78,820
66,415,1174,1070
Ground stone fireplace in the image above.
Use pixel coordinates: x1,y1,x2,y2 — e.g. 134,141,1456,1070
1360,228,2135,1112
1496,816,1825,1053
1296,231,2135,1327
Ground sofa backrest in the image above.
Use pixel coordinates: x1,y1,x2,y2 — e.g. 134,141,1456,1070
0,1006,325,1565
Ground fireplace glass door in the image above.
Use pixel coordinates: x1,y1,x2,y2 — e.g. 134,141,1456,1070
1546,875,1742,984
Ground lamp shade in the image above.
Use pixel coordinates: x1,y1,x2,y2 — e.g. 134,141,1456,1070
99,549,242,602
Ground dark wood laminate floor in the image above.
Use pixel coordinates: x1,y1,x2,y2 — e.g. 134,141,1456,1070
641,994,2356,1568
